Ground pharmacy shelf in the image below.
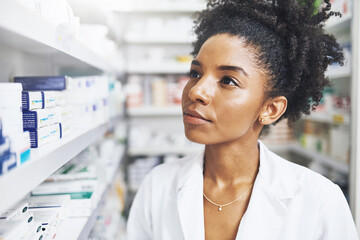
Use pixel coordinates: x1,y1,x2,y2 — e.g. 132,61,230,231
127,106,182,116
0,123,107,213
123,34,194,44
128,145,203,156
56,187,105,240
105,144,126,183
126,61,190,74
77,186,106,240
267,144,294,153
57,218,88,240
326,14,351,33
302,112,350,125
326,69,351,79
56,144,126,240
289,144,349,175
113,3,206,13
0,0,116,73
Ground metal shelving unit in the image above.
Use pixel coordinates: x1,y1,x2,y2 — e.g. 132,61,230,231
0,0,125,237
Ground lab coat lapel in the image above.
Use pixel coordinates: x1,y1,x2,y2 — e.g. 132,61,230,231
236,141,300,239
236,173,288,239
176,152,205,240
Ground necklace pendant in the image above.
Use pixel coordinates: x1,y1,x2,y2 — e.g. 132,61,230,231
218,206,222,211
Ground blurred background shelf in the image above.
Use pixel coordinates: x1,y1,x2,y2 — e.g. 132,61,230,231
113,3,206,13
326,69,351,79
128,146,203,156
302,112,350,125
289,144,349,175
326,14,351,33
125,62,190,74
123,35,194,44
127,106,182,117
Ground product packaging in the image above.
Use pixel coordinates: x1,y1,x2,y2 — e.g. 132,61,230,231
14,76,70,91
23,107,60,130
0,202,29,221
27,123,61,148
0,212,34,240
22,91,43,111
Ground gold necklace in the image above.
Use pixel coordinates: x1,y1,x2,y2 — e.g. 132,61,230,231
203,183,254,212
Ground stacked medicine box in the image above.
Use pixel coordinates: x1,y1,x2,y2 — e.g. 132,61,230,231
0,194,70,239
0,83,31,175
64,75,110,127
14,75,114,149
0,75,117,173
0,201,40,240
14,76,69,148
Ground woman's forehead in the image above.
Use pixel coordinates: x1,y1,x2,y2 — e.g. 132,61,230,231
196,34,263,73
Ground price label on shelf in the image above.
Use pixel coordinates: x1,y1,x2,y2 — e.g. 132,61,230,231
332,114,344,124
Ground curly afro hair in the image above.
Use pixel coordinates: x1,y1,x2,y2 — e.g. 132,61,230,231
192,0,344,126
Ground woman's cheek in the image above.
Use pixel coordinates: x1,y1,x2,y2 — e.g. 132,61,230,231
181,81,193,105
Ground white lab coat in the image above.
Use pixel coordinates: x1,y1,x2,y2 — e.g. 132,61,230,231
127,141,359,240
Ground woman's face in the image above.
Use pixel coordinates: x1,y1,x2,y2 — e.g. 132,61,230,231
182,33,268,145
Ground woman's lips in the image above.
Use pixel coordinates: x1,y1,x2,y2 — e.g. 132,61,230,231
183,109,211,125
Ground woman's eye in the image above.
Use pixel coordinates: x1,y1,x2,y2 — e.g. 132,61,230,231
189,70,201,79
220,76,239,86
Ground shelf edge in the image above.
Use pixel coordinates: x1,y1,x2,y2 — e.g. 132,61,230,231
0,124,107,213
289,144,349,174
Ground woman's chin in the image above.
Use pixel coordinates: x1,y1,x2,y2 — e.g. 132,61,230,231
184,131,213,145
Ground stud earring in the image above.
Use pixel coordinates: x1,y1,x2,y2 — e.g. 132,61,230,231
260,118,265,123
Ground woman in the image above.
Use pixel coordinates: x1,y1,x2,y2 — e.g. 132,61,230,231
127,0,359,239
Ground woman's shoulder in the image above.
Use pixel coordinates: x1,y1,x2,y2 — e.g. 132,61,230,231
264,146,342,200
263,148,357,239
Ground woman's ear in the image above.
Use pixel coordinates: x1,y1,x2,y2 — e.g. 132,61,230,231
258,96,287,125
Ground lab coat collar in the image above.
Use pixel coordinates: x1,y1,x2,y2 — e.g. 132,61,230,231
257,140,301,200
176,141,300,240
176,151,205,240
236,141,300,239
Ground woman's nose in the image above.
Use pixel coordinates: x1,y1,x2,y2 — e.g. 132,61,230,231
187,79,212,105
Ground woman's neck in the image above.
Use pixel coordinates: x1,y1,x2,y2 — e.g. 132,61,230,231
203,138,260,187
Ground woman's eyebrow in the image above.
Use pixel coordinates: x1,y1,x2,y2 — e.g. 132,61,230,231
191,60,201,66
217,65,249,77
191,60,249,77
